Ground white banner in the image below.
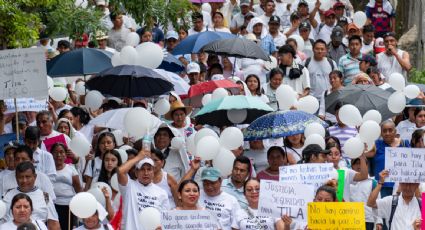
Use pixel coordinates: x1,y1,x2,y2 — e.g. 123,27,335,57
161,210,221,230
0,48,47,100
279,163,336,190
4,98,47,113
385,147,425,183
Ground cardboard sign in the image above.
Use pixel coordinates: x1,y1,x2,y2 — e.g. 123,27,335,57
280,163,336,190
385,147,425,183
161,210,221,230
258,180,314,224
307,202,365,230
0,48,47,100
4,98,47,113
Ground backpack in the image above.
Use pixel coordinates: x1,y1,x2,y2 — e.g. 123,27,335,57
304,57,335,71
388,195,422,230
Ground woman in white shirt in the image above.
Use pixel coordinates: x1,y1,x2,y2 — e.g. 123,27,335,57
262,68,284,110
245,74,269,103
212,11,231,33
0,193,48,230
51,142,82,230
283,134,305,162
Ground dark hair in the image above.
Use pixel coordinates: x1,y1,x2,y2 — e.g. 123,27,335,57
267,146,287,160
154,127,174,143
285,38,298,48
24,126,41,141
278,44,296,58
58,109,72,120
366,66,380,75
313,39,327,49
11,193,33,212
329,70,343,79
334,101,344,112
233,155,252,175
348,35,362,44
325,136,341,150
245,74,262,96
151,148,166,161
284,134,304,148
50,142,67,154
98,150,122,185
110,11,122,21
192,12,203,21
70,107,91,125
17,223,37,230
243,178,260,194
315,185,337,201
126,148,138,157
36,111,52,125
414,107,425,117
95,132,117,158
212,11,224,19
15,161,36,175
362,24,375,34
207,63,223,80
15,145,34,160
57,40,71,49
178,179,200,193
326,141,341,152
411,129,425,147
269,68,284,80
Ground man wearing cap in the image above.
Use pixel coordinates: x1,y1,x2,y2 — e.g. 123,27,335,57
107,11,131,52
96,31,116,53
258,0,276,25
165,30,179,53
283,12,302,38
117,151,170,230
299,21,314,52
268,15,286,48
376,32,411,80
278,44,310,96
247,18,276,56
230,0,255,34
347,23,361,38
358,54,377,73
333,2,351,22
365,0,396,38
200,167,241,230
186,62,201,85
301,144,331,164
310,7,337,44
296,0,310,21
328,26,348,64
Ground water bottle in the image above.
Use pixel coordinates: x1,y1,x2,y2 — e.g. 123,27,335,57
142,135,152,152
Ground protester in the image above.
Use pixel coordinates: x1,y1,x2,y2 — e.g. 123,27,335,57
212,12,231,33
328,26,348,64
257,146,295,181
278,44,310,96
319,70,344,122
175,180,202,210
283,134,305,162
338,35,363,85
221,156,251,209
74,204,113,230
107,12,130,52
247,17,276,55
243,140,268,174
365,0,396,38
230,0,254,34
366,67,391,90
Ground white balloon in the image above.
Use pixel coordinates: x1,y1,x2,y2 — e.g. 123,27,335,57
227,109,248,124
297,96,319,114
276,85,297,110
388,91,406,113
304,122,326,138
196,136,220,160
120,145,132,151
202,3,211,13
220,127,244,150
186,134,196,155
404,85,420,99
69,135,91,158
389,73,406,91
195,128,219,144
85,90,104,110
120,46,139,65
92,182,112,202
353,11,367,28
171,137,185,150
343,137,364,159
319,0,331,10
136,42,164,69
49,87,68,102
365,139,375,151
213,148,236,177
126,32,140,47
124,108,152,138
359,120,381,143
47,76,54,90
211,88,228,100
111,52,122,67
139,207,161,230
362,110,382,124
115,148,128,163
111,130,124,147
304,134,325,149
88,187,106,206
288,35,305,51
202,94,212,106
339,104,363,127
0,200,6,219
75,81,86,95
153,99,170,115
110,174,119,192
70,192,98,218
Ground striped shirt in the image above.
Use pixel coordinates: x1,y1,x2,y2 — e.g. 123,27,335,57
338,52,362,85
328,124,358,158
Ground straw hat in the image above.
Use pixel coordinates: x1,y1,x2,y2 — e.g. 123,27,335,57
95,31,109,40
164,101,192,121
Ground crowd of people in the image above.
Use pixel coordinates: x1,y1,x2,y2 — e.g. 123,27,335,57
2,0,424,229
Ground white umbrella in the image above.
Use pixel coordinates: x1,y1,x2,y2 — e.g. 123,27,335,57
154,69,189,96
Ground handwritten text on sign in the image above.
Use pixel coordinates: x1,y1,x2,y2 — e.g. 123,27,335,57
385,147,425,183
308,202,365,230
0,48,47,100
279,163,335,190
258,180,314,223
161,210,221,230
5,98,47,113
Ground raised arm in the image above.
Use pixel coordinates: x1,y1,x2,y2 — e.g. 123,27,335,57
367,170,388,208
117,149,150,186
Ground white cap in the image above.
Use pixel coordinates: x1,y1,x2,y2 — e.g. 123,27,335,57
166,31,179,40
186,62,200,74
211,74,224,81
136,158,154,169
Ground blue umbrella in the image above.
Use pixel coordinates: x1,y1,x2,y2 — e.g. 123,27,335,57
243,110,328,141
172,31,235,55
158,54,185,73
47,48,113,77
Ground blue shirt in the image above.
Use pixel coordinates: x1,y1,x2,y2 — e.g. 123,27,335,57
221,178,248,209
260,34,276,55
374,139,410,187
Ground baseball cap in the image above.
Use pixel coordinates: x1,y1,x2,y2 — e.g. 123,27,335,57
166,31,178,40
269,15,280,24
240,0,250,7
347,23,360,32
324,9,336,17
331,26,344,42
338,16,349,26
186,62,200,74
298,0,308,7
290,12,300,22
135,157,155,169
244,12,255,19
374,37,386,54
201,167,221,181
333,2,345,9
302,144,331,160
383,32,397,40
3,141,19,153
299,21,311,30
357,54,377,66
211,74,225,81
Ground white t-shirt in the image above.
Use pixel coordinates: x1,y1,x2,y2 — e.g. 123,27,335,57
119,176,170,230
54,164,78,205
232,207,276,230
361,40,374,54
33,148,57,182
396,119,416,141
350,178,380,223
213,27,231,33
243,149,268,173
285,146,304,163
155,171,176,209
377,49,408,79
73,224,114,230
272,32,287,48
282,65,311,94
315,24,335,44
84,157,102,184
200,191,241,230
374,193,421,230
304,58,336,100
0,219,48,230
258,14,271,25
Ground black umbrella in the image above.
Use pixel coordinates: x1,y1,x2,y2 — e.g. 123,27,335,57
86,65,173,98
325,84,396,120
201,37,271,61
